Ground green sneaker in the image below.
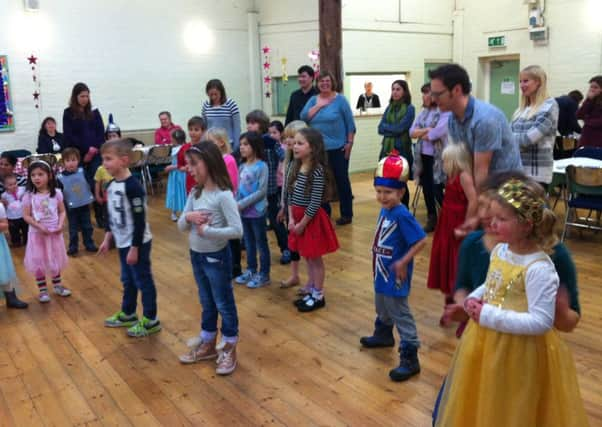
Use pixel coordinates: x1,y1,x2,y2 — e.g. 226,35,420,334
104,311,138,328
127,316,161,338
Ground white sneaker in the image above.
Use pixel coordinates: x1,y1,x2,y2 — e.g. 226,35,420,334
171,212,178,221
39,292,50,303
53,285,72,297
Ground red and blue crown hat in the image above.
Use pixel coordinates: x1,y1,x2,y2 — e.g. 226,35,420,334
374,150,410,189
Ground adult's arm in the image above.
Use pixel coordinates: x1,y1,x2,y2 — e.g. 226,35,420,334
62,109,76,149
340,96,357,140
285,92,295,125
426,112,451,142
512,100,558,148
577,99,602,128
356,95,363,110
378,104,416,136
92,109,105,149
230,101,241,147
300,96,318,122
154,129,163,145
473,151,493,191
373,94,381,108
37,134,49,154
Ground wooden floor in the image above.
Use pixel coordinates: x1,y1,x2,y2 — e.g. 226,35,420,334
1,173,601,427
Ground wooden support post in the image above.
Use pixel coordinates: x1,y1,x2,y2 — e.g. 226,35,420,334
319,0,343,92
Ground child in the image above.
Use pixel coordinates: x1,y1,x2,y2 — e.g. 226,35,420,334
206,127,241,276
58,147,97,255
165,128,187,221
426,143,476,323
22,160,71,303
1,174,28,246
105,113,121,141
0,153,27,195
99,139,161,338
177,141,243,375
177,116,207,194
278,120,308,289
0,202,28,309
94,164,112,229
269,120,285,192
234,131,271,288
246,110,290,264
359,151,427,381
433,178,589,427
288,128,339,312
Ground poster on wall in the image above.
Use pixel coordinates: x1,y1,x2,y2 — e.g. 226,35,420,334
0,56,15,132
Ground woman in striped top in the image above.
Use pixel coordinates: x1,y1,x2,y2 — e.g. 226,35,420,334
202,79,242,153
286,128,339,312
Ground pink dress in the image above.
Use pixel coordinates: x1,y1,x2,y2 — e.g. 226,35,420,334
23,190,68,277
223,154,239,195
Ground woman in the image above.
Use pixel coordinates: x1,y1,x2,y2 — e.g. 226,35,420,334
410,83,450,231
37,117,65,154
511,65,558,188
300,71,356,225
201,79,241,152
576,75,602,148
378,80,415,207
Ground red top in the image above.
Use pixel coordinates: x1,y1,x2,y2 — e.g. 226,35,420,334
576,99,602,148
177,142,196,194
154,124,182,145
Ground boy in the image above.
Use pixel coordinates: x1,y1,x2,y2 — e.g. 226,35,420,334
246,110,290,264
58,148,97,255
361,152,427,382
1,174,28,246
177,116,206,194
98,139,161,338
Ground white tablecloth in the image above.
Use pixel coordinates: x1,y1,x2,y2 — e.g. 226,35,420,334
553,158,602,175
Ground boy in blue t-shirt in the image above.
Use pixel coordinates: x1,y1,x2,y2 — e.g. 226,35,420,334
361,151,427,382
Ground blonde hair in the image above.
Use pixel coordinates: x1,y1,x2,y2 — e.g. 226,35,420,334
282,120,308,163
442,143,472,177
513,65,550,120
205,127,231,154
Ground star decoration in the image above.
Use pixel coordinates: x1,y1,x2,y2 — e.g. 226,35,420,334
32,75,37,82
263,76,272,84
27,54,38,65
265,92,271,98
263,61,270,69
262,46,270,54
33,91,40,100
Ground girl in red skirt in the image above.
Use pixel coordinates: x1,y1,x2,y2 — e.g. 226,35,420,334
426,143,477,324
286,128,339,312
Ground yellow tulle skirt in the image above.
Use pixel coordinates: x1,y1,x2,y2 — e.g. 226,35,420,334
435,321,589,427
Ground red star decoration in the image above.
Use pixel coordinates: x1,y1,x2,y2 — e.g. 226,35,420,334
33,91,40,100
263,61,270,69
265,92,271,98
263,76,272,84
262,46,270,54
27,54,38,64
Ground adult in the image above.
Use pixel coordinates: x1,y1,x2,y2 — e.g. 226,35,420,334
154,111,182,145
555,90,583,137
0,153,27,195
301,71,356,225
410,83,451,232
201,79,241,152
37,117,65,154
356,82,381,111
428,64,522,190
377,80,415,207
285,65,318,125
576,75,602,148
511,65,558,188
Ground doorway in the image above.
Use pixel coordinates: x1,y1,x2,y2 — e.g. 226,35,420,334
488,59,520,121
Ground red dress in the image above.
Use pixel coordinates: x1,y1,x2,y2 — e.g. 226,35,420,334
288,206,339,258
427,174,467,295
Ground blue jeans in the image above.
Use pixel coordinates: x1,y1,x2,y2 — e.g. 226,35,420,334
118,241,157,319
190,247,239,338
326,147,353,219
67,205,95,250
242,216,270,276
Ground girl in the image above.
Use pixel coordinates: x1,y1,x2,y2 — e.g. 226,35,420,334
288,128,339,312
177,141,243,375
434,178,589,427
22,161,70,303
269,120,285,190
427,143,477,323
278,120,308,289
0,202,28,309
165,128,187,221
234,132,271,288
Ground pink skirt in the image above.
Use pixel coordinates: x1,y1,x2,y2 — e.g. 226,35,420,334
24,231,68,277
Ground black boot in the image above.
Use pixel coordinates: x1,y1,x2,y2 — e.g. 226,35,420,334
389,342,420,382
4,290,28,309
360,317,395,348
423,214,437,233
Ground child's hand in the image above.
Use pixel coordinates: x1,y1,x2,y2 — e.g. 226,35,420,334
164,165,176,173
454,216,479,239
394,260,408,284
276,208,285,223
97,234,112,255
196,223,208,236
126,246,139,265
443,303,469,325
95,196,104,204
294,223,305,235
186,211,211,225
288,220,295,233
464,298,483,322
37,224,50,234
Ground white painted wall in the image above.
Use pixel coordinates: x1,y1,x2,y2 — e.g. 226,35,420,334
0,0,253,152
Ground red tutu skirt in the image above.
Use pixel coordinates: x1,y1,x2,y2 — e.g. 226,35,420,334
288,205,339,258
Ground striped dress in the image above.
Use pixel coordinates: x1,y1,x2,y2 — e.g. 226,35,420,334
201,98,241,151
511,97,558,184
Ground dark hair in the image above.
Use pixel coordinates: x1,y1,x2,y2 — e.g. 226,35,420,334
269,120,284,134
171,129,186,144
589,76,602,105
391,80,412,104
3,173,17,183
420,83,431,94
61,147,81,161
205,79,227,105
0,153,17,167
239,131,264,161
158,111,172,119
567,90,584,104
26,161,57,197
297,65,315,78
188,116,207,130
318,70,338,93
428,63,471,95
39,117,57,137
480,170,530,193
68,82,92,119
246,110,270,134
101,139,134,157
185,141,233,198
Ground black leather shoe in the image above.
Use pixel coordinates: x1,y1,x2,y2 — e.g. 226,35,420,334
335,217,352,226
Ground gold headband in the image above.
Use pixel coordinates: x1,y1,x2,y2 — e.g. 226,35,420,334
497,179,545,224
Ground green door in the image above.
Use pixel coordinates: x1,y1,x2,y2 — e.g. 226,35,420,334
424,62,448,85
272,76,299,116
489,60,520,121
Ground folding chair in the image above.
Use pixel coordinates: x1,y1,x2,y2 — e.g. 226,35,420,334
129,149,149,192
411,183,422,216
146,144,172,193
561,165,602,241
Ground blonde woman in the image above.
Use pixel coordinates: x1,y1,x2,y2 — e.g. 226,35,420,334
511,65,558,188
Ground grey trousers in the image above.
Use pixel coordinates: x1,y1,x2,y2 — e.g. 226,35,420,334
375,293,420,348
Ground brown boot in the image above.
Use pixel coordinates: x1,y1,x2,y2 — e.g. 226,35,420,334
179,337,218,364
423,214,437,233
216,342,237,375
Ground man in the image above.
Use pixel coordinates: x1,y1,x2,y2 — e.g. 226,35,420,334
356,81,381,111
154,111,182,145
556,90,583,136
285,65,318,125
428,63,522,190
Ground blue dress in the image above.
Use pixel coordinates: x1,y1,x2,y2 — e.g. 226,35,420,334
165,146,187,212
0,204,18,296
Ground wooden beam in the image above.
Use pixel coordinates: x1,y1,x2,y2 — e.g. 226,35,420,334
319,0,343,92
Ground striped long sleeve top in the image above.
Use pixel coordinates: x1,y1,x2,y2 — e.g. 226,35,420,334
286,166,324,219
201,98,241,151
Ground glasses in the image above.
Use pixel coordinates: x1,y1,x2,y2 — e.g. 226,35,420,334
430,89,448,99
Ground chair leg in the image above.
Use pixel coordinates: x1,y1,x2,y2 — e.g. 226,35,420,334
145,165,154,196
561,206,571,242
411,185,421,216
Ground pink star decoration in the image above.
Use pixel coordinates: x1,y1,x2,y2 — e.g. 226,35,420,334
262,46,270,54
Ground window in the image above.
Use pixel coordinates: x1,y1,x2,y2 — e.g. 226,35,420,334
272,76,299,116
346,73,407,116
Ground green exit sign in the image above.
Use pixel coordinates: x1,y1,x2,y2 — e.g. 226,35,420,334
488,36,506,48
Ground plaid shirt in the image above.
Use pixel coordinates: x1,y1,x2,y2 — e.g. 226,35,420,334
263,134,284,196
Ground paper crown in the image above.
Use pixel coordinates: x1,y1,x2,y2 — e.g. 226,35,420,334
105,113,120,133
374,150,409,189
